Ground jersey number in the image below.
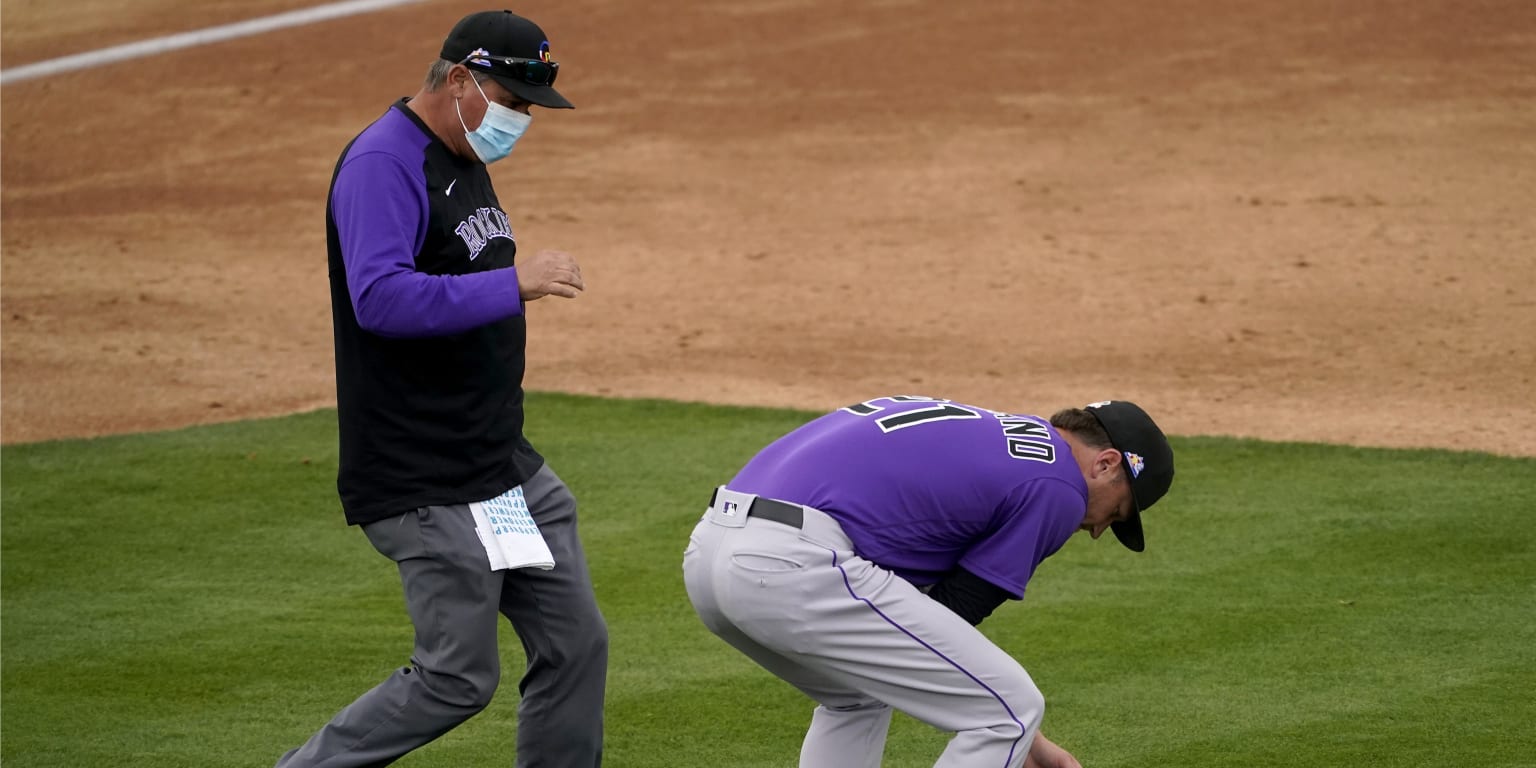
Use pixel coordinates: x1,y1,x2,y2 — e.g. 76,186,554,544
842,396,983,433
842,396,1057,462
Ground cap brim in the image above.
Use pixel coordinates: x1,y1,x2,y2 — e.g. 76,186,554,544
1110,512,1145,552
1110,450,1147,552
492,75,573,109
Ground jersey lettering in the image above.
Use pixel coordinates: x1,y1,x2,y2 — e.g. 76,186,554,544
999,416,1056,463
454,207,514,261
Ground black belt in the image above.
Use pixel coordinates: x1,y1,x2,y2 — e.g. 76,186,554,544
711,489,804,529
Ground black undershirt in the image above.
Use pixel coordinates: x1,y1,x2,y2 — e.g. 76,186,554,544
926,567,1012,626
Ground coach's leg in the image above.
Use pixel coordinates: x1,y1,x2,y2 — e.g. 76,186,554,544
274,507,505,767
500,464,608,768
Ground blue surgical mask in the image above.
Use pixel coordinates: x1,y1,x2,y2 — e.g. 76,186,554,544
455,77,531,165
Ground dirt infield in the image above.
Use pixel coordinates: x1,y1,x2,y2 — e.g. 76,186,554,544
4,0,1535,455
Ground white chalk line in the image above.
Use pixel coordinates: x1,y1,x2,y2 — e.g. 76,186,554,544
1,0,430,85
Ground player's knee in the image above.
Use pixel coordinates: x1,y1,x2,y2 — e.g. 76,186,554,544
418,661,500,713
530,612,608,700
562,612,609,664
452,675,500,713
1019,685,1044,731
974,676,1044,742
1003,678,1045,735
460,682,499,713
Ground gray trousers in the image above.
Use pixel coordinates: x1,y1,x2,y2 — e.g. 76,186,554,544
276,464,608,767
683,491,1043,768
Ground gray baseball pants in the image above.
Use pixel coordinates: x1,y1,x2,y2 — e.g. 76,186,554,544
275,464,607,768
682,488,1044,768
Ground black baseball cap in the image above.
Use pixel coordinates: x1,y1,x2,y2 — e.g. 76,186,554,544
1083,400,1175,553
440,10,573,109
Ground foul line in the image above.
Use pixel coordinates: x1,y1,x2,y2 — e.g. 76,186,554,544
1,0,430,85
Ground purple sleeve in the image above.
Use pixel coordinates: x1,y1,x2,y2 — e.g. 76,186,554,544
331,151,523,338
960,479,1086,599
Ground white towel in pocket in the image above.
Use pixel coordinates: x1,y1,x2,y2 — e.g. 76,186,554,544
469,486,555,571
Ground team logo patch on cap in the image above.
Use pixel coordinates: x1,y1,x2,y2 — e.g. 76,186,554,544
539,41,552,63
467,47,492,67
1124,451,1145,479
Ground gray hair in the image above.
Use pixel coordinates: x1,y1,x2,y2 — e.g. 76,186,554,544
423,59,490,92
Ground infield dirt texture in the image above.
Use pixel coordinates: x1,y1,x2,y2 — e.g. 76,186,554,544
3,0,1535,454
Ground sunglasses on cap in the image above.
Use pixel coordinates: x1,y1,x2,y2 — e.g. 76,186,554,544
460,52,559,87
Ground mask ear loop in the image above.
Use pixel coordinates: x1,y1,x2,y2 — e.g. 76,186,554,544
470,75,494,104
454,72,493,133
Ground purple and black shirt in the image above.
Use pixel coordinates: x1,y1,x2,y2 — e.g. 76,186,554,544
326,100,542,525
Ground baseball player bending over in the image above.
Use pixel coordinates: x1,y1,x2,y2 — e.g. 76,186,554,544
683,395,1176,768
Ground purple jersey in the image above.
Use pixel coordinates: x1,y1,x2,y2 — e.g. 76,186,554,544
728,396,1087,599
330,103,524,339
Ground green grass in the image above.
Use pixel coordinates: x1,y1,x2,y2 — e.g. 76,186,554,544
3,393,1534,767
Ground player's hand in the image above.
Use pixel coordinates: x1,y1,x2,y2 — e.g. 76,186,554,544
518,249,585,301
1025,732,1083,768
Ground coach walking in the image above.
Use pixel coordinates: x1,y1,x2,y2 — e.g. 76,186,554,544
275,10,606,767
